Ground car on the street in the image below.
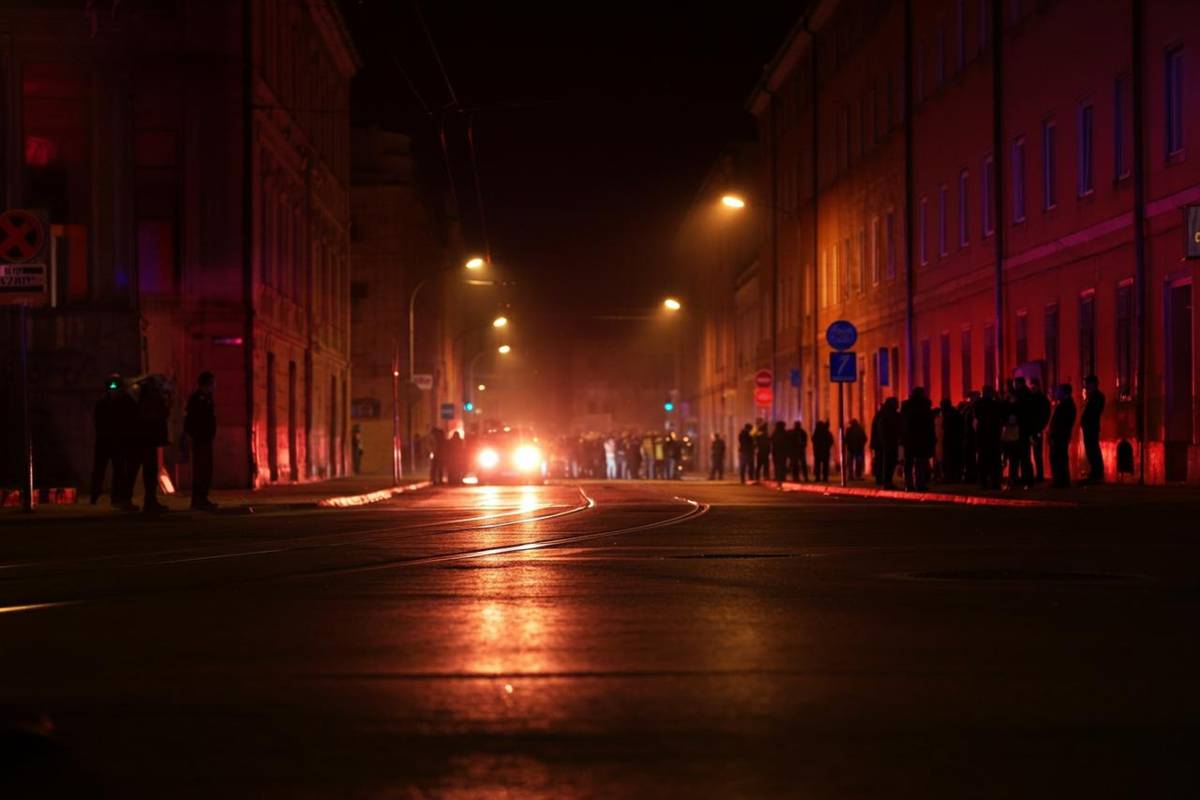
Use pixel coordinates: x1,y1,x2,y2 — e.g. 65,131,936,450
469,427,547,485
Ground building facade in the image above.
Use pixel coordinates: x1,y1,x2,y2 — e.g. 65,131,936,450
0,0,357,490
704,0,1200,483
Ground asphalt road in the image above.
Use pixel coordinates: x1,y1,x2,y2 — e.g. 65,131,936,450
2,481,1198,798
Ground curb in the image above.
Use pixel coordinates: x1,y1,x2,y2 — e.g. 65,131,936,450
755,480,1078,508
316,481,432,509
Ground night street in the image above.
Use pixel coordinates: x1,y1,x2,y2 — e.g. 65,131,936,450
3,483,1198,797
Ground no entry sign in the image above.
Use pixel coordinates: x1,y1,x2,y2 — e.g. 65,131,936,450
754,369,773,388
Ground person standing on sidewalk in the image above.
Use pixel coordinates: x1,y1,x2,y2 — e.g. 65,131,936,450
811,421,834,483
183,372,218,511
1048,383,1077,489
1081,375,1106,484
900,388,935,492
709,433,726,480
771,421,791,484
790,421,809,482
129,375,171,514
974,386,1004,490
91,373,137,507
351,425,364,475
1028,379,1052,483
755,422,771,481
737,424,754,483
871,398,901,489
844,418,867,480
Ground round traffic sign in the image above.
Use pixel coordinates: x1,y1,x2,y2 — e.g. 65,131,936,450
826,320,858,351
754,369,773,388
753,386,773,407
0,209,45,263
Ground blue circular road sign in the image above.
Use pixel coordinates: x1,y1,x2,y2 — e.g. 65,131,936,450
826,320,858,351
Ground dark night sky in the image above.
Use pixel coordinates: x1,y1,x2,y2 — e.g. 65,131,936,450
345,2,799,315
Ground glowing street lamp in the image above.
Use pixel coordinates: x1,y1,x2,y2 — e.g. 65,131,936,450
721,194,746,209
477,384,487,392
465,256,486,270
663,297,682,312
492,315,508,328
497,344,511,354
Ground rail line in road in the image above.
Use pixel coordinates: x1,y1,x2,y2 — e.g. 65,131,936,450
0,488,707,614
0,488,595,578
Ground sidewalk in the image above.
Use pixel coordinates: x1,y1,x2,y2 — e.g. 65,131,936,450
752,476,1199,509
1,475,430,521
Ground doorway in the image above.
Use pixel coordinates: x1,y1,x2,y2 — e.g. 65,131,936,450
1165,280,1193,481
288,361,298,481
266,353,278,482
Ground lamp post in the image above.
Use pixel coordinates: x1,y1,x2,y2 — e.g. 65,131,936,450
406,257,497,475
467,344,510,414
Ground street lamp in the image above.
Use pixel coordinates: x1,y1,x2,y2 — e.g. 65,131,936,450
721,194,747,209
477,384,486,392
663,297,682,312
465,256,486,270
492,315,508,328
497,344,511,354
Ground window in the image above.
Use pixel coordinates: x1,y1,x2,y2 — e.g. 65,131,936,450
1016,310,1029,363
867,87,877,149
919,196,929,265
978,0,990,50
886,70,896,132
921,339,932,392
820,250,827,308
1114,74,1132,180
982,155,995,236
1079,290,1096,381
1166,46,1184,156
886,211,897,279
1042,119,1057,209
1044,303,1059,387
857,229,867,293
938,185,949,256
871,216,882,285
983,322,996,389
961,326,973,396
1116,281,1133,400
936,21,946,88
958,169,970,247
1008,0,1021,26
1078,103,1094,195
842,237,852,299
940,332,952,401
1012,135,1026,222
956,0,967,72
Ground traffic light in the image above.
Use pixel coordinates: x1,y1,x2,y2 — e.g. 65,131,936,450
664,400,675,412
464,401,475,413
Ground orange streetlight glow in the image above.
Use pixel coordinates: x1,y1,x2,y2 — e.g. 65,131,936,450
663,297,682,311
721,194,746,209
478,384,486,391
465,256,486,270
498,344,511,354
492,316,508,328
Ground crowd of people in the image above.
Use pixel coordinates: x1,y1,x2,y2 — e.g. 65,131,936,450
722,375,1106,492
557,432,690,480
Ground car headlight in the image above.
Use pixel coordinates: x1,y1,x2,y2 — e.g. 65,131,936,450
513,445,542,471
478,448,500,469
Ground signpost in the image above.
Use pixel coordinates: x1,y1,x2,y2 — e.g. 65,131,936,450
413,373,434,391
0,209,50,307
826,321,858,488
440,402,455,421
754,368,772,410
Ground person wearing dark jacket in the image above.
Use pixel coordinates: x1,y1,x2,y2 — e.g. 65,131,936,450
790,422,809,482
844,419,868,480
870,398,901,489
1080,374,1106,483
128,375,171,514
709,433,726,480
771,421,791,483
737,424,754,483
90,373,139,509
1048,383,1077,488
900,388,936,491
973,386,1004,489
811,421,834,483
1028,379,1052,483
183,371,218,511
938,399,964,483
755,423,771,481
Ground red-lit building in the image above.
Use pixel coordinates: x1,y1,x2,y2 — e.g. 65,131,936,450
700,0,1200,483
0,0,358,490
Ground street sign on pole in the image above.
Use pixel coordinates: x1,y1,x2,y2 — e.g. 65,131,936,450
754,369,773,388
0,209,50,307
440,402,455,421
825,320,858,351
753,386,772,408
789,368,801,388
830,351,858,382
413,373,434,391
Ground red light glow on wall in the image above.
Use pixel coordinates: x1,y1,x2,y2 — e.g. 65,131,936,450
24,136,57,166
